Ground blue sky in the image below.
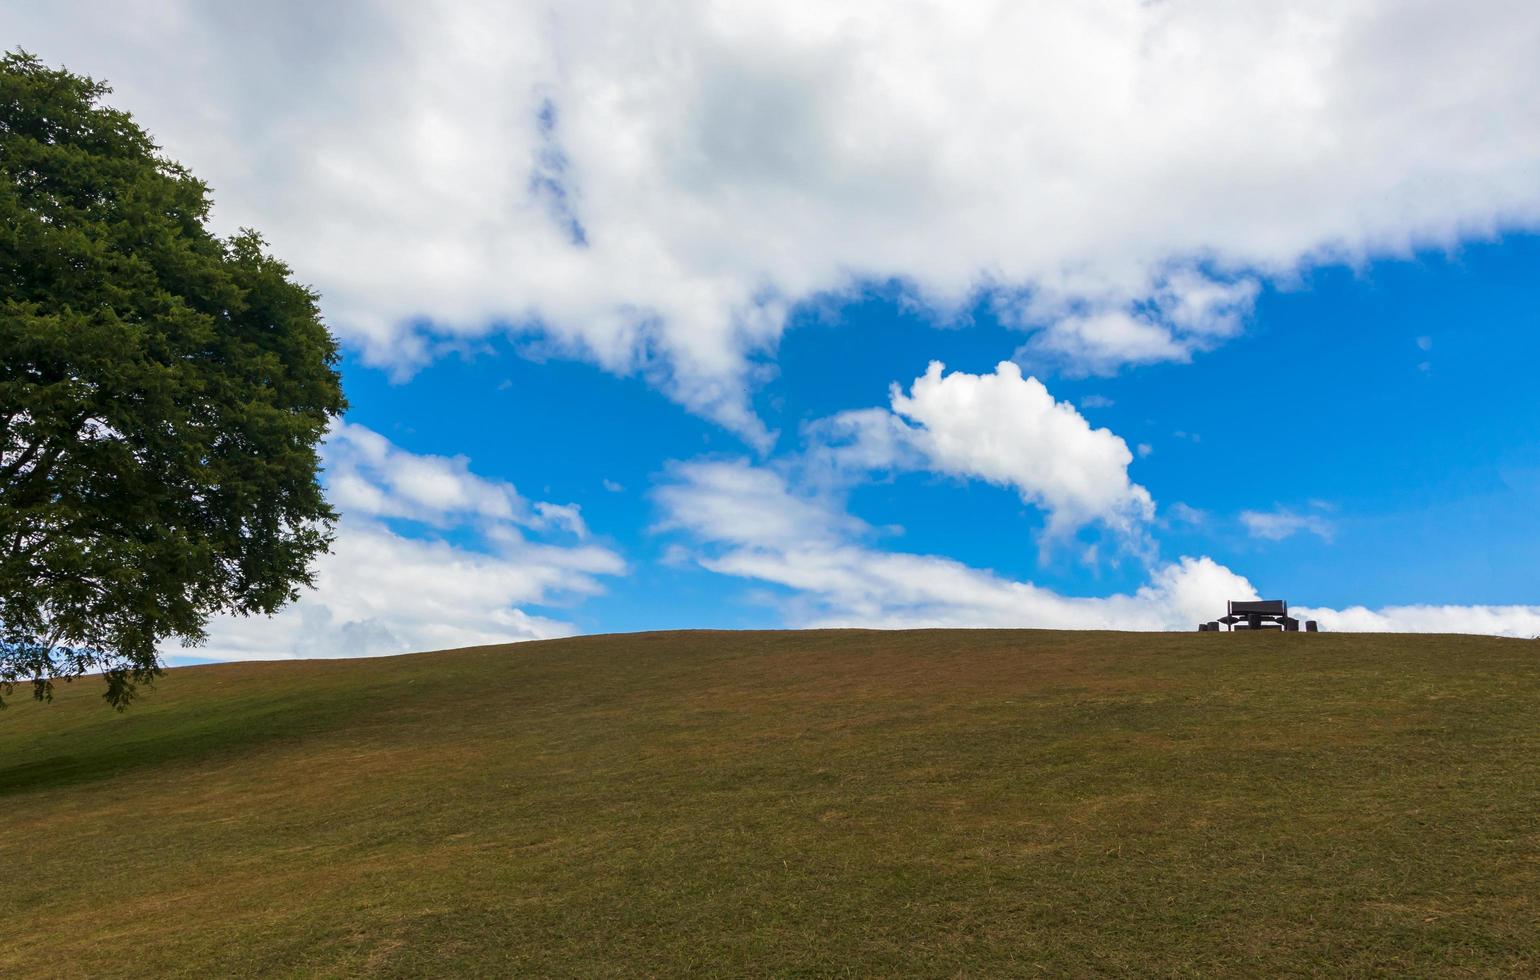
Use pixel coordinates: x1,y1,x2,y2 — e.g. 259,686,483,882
306,233,1540,652
8,1,1539,659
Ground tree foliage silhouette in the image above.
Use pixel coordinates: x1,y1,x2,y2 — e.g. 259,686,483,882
1,51,345,707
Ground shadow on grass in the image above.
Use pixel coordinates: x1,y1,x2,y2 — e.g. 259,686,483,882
0,686,386,798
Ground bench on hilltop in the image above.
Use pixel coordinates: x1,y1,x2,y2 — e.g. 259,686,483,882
1197,599,1318,632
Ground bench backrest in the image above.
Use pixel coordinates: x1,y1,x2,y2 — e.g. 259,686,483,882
1229,599,1287,616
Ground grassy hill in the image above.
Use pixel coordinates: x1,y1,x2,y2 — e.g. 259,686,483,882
4,629,1538,976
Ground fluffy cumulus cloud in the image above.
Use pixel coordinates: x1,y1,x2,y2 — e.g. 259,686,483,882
813,362,1153,539
656,459,1246,629
10,1,1540,440
182,426,624,662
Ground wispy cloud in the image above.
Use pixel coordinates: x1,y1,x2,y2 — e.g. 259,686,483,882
182,426,624,662
1240,507,1335,542
655,459,1250,630
656,461,1540,638
1165,502,1208,527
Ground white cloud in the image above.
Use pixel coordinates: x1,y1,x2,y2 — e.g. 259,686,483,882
325,422,524,525
1165,502,1208,527
531,501,589,538
812,362,1153,539
190,522,621,662
176,425,623,662
654,458,865,550
655,459,1245,629
1294,603,1540,638
656,459,1540,637
1240,507,1335,542
1017,310,1192,376
11,1,1540,438
1012,273,1261,376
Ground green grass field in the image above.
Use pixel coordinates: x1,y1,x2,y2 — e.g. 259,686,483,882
4,629,1539,976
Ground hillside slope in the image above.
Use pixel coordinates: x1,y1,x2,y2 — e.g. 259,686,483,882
4,629,1539,976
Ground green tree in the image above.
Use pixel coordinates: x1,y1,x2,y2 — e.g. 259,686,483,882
1,51,345,708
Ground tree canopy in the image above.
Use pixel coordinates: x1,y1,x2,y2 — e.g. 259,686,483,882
1,51,345,708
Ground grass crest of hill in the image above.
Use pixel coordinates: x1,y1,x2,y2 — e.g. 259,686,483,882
3,629,1538,976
